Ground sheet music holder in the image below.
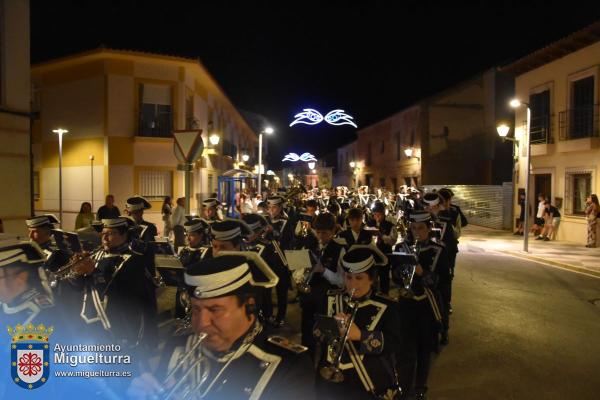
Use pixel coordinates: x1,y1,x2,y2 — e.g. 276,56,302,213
387,251,418,266
284,249,313,271
51,229,83,254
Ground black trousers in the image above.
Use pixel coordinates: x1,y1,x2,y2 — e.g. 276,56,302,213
262,274,290,321
377,263,391,294
397,298,439,395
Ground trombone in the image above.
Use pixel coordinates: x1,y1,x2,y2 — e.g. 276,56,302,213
161,332,209,400
319,288,358,383
296,249,319,294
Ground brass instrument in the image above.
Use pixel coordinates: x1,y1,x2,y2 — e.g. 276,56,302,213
319,288,358,383
400,235,420,293
48,247,102,288
161,332,209,400
295,250,319,294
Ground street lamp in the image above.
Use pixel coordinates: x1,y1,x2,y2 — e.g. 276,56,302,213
349,161,356,168
307,161,316,170
53,128,68,228
242,154,249,163
89,155,94,211
209,133,220,146
501,98,531,252
404,147,414,158
258,126,274,199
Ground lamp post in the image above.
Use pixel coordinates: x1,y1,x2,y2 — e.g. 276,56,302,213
257,126,274,199
89,155,94,211
498,98,531,252
53,128,68,228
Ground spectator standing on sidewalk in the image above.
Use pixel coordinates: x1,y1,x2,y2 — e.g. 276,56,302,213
531,194,547,236
585,194,599,248
170,197,186,251
97,194,121,220
161,196,173,238
514,193,526,235
536,201,561,241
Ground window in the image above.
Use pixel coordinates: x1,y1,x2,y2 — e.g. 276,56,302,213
380,141,385,154
529,90,550,143
139,170,172,201
391,177,397,192
396,130,401,161
569,77,595,139
138,83,173,137
33,171,40,200
379,177,386,188
208,174,214,194
404,177,412,186
366,142,372,166
185,91,195,129
565,171,592,215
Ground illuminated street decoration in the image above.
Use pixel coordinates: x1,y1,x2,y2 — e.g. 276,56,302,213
282,152,317,162
289,108,357,128
289,109,323,126
324,109,357,127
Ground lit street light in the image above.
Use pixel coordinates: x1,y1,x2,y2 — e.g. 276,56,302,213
499,98,531,252
258,126,274,199
53,128,68,227
209,133,220,146
242,154,249,162
349,161,356,168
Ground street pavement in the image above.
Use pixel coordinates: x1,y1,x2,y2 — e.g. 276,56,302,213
428,228,600,400
460,225,600,278
157,225,600,399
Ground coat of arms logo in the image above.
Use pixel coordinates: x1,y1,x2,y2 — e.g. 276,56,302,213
7,323,53,390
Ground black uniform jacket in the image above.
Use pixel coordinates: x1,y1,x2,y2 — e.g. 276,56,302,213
315,290,402,398
162,323,316,400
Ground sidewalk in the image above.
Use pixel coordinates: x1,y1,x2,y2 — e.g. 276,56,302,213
459,224,600,278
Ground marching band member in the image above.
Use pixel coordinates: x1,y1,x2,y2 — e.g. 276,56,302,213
202,197,223,223
422,192,456,345
367,201,398,295
243,213,291,327
72,217,157,348
25,214,70,272
392,211,449,400
299,213,347,353
178,217,211,267
314,246,403,399
437,188,467,317
266,195,295,250
173,217,211,320
338,208,374,246
126,196,158,243
0,241,58,326
128,252,316,400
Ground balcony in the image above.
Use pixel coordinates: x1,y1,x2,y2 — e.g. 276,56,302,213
558,105,600,152
529,115,552,144
559,105,599,140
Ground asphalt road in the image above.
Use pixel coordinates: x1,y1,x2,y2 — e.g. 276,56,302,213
427,249,600,400
156,239,600,399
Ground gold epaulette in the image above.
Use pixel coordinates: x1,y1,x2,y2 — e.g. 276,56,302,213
375,292,399,302
267,335,308,354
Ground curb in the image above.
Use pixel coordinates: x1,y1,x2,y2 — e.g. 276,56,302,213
505,251,600,278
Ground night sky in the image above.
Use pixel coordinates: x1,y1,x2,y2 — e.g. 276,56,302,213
31,0,600,168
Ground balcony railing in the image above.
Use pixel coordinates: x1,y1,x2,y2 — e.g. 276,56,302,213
559,105,599,140
527,115,552,144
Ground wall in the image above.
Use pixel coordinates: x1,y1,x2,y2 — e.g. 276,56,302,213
0,0,31,235
514,41,600,243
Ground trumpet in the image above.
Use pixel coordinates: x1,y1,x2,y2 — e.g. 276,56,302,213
161,332,209,400
48,247,102,288
319,288,358,383
400,235,420,293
